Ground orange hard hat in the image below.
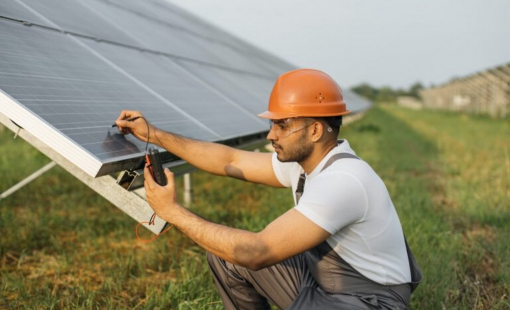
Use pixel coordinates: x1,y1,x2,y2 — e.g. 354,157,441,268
258,69,350,120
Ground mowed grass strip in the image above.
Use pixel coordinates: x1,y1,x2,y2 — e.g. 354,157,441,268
1,105,508,309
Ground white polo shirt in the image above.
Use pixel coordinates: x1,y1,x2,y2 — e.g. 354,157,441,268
272,139,411,285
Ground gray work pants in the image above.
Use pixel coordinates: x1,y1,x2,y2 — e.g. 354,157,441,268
207,242,411,310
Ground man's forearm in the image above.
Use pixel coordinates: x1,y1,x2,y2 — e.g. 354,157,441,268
168,203,269,270
152,128,238,178
116,110,277,183
144,165,272,269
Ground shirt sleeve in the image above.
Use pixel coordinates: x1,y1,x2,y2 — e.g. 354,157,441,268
271,152,294,188
295,171,368,234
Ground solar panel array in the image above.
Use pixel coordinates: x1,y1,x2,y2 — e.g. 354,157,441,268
0,0,370,177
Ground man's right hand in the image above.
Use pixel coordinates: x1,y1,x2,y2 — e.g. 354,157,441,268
115,110,156,144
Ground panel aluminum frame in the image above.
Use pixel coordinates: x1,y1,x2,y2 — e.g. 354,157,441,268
0,111,167,234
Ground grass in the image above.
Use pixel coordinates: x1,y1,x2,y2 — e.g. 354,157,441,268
1,105,509,309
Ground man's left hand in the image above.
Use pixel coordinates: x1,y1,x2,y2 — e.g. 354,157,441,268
144,165,179,223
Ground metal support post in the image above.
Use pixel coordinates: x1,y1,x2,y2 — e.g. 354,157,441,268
0,112,166,234
0,161,57,200
184,173,192,206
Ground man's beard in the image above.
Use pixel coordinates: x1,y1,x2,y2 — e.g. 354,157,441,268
274,130,313,163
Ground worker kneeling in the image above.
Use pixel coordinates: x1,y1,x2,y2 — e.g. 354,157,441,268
115,69,422,309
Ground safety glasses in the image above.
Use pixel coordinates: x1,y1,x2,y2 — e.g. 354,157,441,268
269,118,315,138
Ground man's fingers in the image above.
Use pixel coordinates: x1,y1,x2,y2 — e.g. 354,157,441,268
115,110,131,133
164,168,174,187
115,110,143,133
115,119,133,129
116,110,129,121
144,164,155,187
117,110,137,121
163,168,177,202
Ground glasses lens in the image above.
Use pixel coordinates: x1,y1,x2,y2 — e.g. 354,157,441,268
270,118,313,138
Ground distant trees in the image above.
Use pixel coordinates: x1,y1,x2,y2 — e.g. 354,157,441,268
408,82,424,98
351,82,424,103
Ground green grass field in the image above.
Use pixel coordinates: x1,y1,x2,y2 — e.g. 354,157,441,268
1,105,509,309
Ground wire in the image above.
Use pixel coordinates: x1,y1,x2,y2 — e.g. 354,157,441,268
135,222,173,243
134,116,174,243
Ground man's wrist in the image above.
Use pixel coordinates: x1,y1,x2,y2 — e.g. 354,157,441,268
160,202,184,225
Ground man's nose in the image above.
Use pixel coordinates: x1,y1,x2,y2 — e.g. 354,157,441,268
266,125,277,141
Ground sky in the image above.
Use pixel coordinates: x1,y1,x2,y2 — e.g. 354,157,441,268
169,0,510,90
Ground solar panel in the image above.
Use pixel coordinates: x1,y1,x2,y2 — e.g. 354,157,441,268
0,19,212,175
343,90,373,112
176,61,272,115
11,0,141,46
0,0,370,179
0,0,54,27
102,0,296,75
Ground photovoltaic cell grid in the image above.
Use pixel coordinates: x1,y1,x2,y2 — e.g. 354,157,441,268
0,0,281,176
10,0,291,77
98,0,295,75
79,38,267,139
0,21,216,159
0,0,370,177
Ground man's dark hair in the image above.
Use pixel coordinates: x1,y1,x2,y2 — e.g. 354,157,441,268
320,116,342,136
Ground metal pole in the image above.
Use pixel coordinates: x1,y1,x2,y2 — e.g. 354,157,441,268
183,173,192,206
0,161,57,200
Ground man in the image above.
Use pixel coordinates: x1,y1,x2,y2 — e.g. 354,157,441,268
115,69,421,309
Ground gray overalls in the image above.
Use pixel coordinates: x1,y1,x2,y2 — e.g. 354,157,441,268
207,153,422,309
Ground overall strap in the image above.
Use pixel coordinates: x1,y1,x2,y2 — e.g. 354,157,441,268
295,174,306,204
295,153,359,204
296,151,423,292
321,152,360,172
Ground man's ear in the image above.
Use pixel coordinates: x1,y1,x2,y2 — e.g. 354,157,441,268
310,121,324,142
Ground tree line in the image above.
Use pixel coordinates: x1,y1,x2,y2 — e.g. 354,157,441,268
350,82,424,103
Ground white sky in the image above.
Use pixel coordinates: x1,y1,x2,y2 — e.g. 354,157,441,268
169,0,510,89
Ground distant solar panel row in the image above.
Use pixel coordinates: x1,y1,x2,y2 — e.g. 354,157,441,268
0,0,370,178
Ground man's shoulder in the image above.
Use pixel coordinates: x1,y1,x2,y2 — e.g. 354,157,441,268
315,153,380,190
